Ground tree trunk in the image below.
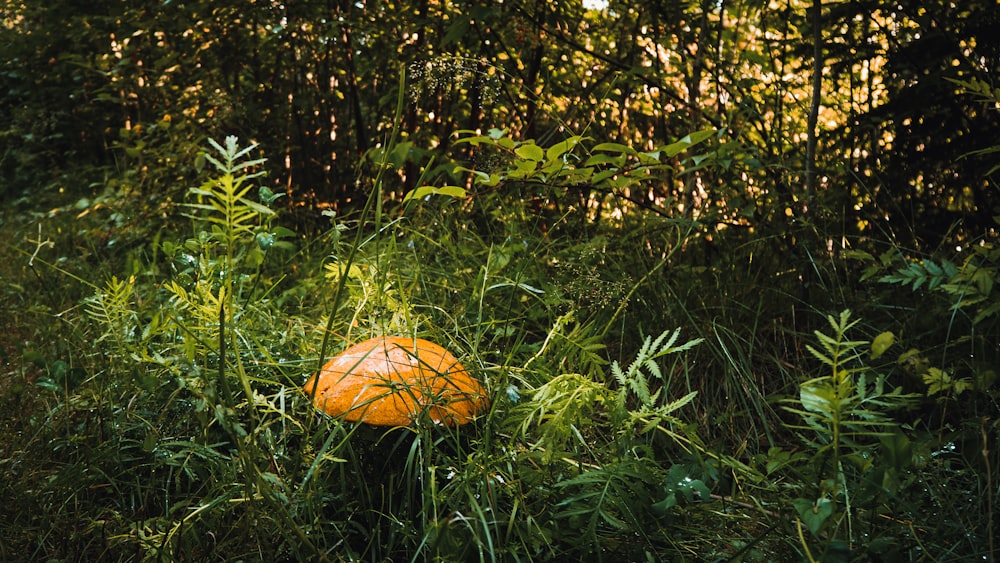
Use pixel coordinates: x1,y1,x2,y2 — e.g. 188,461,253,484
804,0,823,210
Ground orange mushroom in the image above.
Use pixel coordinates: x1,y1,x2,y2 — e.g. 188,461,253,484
304,336,489,427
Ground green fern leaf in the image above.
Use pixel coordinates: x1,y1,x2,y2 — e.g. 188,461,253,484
805,343,834,367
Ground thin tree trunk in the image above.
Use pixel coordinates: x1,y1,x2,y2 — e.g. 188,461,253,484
804,0,822,209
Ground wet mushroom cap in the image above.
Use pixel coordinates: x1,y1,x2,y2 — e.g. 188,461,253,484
304,336,488,426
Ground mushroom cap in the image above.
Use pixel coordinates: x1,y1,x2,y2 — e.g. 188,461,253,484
304,336,488,426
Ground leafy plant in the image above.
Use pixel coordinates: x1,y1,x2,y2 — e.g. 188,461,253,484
782,310,918,559
513,372,609,463
501,323,752,557
878,257,958,291
553,457,661,551
610,328,702,412
412,127,717,210
651,463,713,514
160,137,287,421
72,137,330,559
876,248,1000,324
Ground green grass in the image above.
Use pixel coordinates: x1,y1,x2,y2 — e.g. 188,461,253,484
0,128,996,562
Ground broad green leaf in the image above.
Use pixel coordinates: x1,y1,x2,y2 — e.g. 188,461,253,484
403,185,467,201
870,331,895,360
794,497,834,535
272,226,296,238
496,137,517,150
592,169,619,184
259,186,284,204
546,136,584,162
592,142,637,155
800,380,834,415
540,159,565,175
508,158,537,178
256,232,274,250
636,150,661,165
842,249,875,262
662,128,716,157
583,153,625,167
453,134,492,146
651,493,679,513
515,143,544,162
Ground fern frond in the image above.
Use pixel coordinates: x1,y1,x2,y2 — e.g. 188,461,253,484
649,327,704,358
879,258,957,291
610,361,626,387
658,390,698,415
651,328,673,352
510,373,610,461
612,328,702,410
805,343,833,367
643,358,662,380
623,335,651,382
85,275,138,346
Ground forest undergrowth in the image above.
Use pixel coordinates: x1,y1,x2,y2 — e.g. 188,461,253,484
0,77,998,562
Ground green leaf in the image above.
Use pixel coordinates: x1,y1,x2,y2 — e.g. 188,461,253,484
793,497,834,535
510,158,537,177
764,446,808,475
272,226,296,238
923,367,971,396
256,232,274,250
879,429,912,472
403,185,468,202
453,134,492,146
842,249,875,262
259,186,284,205
515,143,544,162
592,142,637,155
239,197,276,216
651,492,679,513
972,267,994,296
591,169,620,184
653,465,711,513
496,137,517,150
660,391,698,414
546,136,584,162
486,281,545,294
583,153,625,167
662,129,716,157
870,331,895,360
805,343,833,367
973,300,1000,323
799,379,835,416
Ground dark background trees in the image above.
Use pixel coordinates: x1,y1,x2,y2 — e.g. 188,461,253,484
4,0,997,246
